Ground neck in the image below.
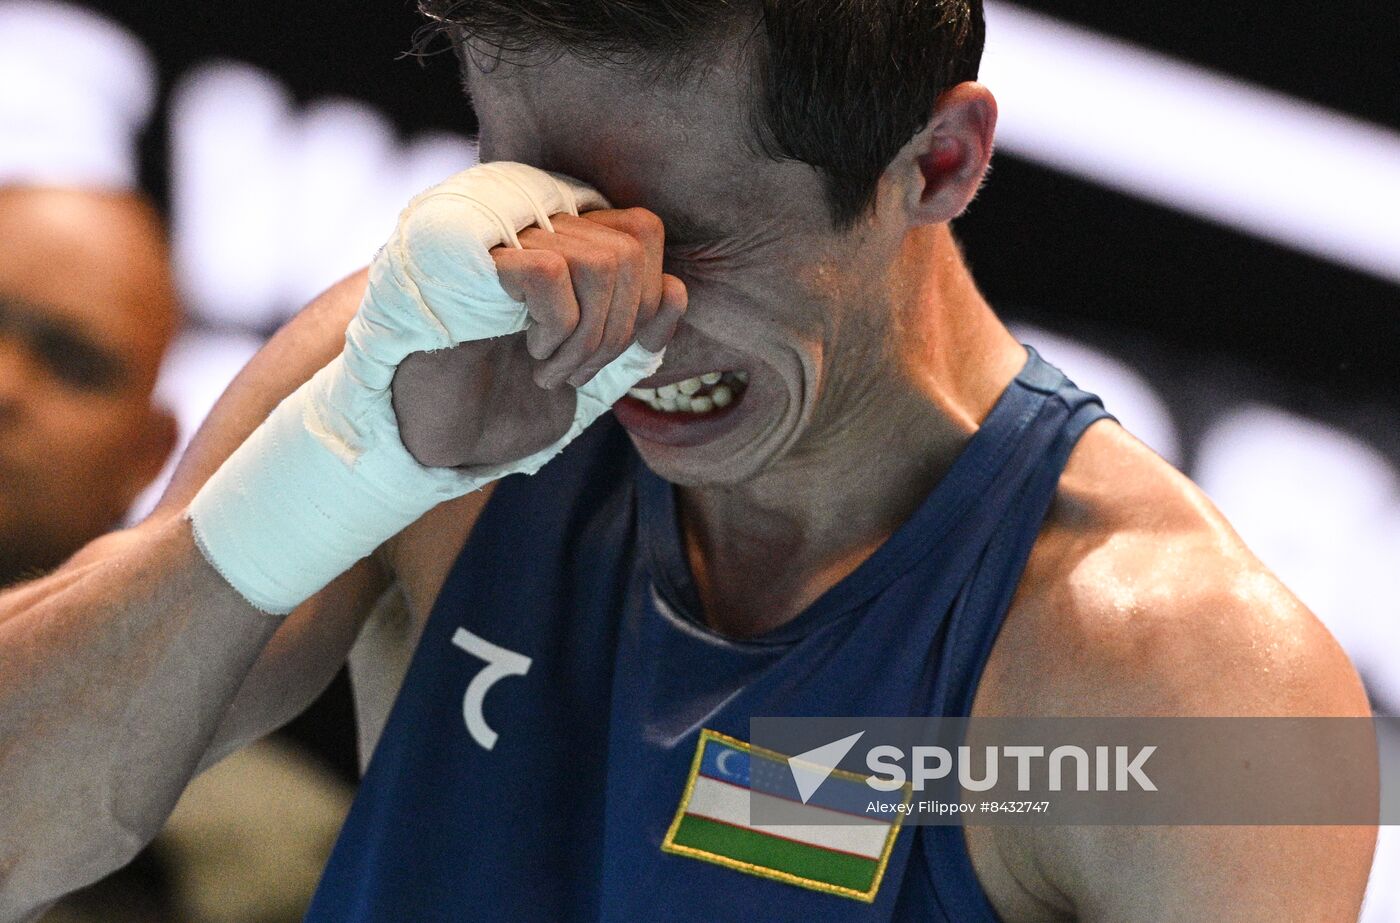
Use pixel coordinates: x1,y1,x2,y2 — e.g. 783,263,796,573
677,225,1027,637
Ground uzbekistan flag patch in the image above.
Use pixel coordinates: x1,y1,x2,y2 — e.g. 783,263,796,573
661,729,908,903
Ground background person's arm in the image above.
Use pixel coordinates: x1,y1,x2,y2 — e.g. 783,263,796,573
0,271,394,919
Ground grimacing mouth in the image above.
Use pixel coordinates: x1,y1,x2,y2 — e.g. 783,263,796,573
626,370,749,414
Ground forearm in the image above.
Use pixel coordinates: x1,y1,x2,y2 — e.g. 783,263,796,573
0,160,673,919
0,513,278,917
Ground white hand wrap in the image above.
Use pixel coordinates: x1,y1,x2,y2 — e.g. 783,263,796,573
187,162,663,614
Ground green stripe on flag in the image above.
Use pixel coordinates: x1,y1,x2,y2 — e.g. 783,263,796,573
670,815,879,895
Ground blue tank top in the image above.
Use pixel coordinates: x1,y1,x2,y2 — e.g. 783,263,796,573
306,347,1110,922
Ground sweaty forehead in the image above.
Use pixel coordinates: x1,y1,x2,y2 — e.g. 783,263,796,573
464,50,824,241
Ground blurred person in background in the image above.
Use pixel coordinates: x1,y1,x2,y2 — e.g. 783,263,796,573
0,184,350,922
0,185,177,587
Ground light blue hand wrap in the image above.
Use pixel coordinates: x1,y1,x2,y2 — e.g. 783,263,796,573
188,163,663,614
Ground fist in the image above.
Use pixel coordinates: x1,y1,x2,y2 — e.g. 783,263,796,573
393,206,687,468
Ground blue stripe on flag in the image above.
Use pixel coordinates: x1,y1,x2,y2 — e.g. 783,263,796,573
699,739,904,819
700,738,751,787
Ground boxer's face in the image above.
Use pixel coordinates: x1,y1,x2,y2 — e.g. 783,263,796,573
465,45,914,486
0,189,176,583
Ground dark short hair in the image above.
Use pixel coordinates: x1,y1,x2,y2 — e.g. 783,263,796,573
414,0,985,229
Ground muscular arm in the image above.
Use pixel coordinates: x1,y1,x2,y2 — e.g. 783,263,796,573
0,272,396,916
0,171,679,916
1045,579,1374,923
1074,584,1374,922
970,436,1377,922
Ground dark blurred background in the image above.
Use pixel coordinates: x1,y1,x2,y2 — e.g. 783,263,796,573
2,0,1396,918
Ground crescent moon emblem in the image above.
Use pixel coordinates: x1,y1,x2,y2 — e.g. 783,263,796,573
715,748,739,778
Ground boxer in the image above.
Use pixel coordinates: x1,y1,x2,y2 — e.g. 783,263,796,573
0,2,1373,920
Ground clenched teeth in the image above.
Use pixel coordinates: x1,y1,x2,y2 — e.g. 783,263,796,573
628,371,748,414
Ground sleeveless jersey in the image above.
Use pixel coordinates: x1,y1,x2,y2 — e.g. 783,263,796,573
306,347,1110,921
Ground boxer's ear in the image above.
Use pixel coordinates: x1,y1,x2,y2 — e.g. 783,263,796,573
891,82,998,227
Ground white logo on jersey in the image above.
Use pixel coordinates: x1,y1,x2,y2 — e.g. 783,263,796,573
451,628,533,751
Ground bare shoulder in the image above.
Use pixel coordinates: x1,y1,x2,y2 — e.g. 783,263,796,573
977,418,1369,721
966,421,1375,923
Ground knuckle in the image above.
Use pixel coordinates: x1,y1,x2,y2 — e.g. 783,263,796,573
584,249,619,277
556,296,581,326
534,250,570,282
643,273,665,303
541,313,577,344
618,235,646,267
663,280,691,312
626,207,665,242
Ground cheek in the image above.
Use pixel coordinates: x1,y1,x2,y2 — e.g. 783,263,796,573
680,277,823,376
19,395,141,476
677,258,829,342
676,277,827,427
0,394,147,546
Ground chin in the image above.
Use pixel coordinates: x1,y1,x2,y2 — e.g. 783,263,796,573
630,440,768,487
615,389,797,487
